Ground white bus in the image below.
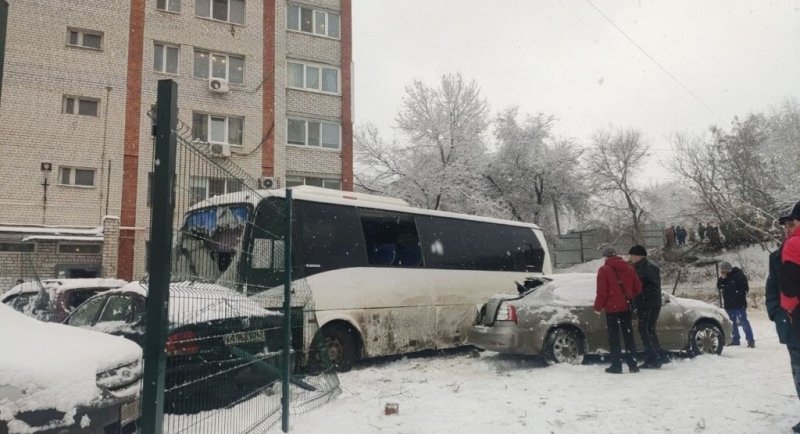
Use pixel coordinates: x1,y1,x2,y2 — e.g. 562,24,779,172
177,186,551,370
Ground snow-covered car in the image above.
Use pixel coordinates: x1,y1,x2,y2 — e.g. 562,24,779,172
1,278,127,323
467,273,733,364
64,281,285,413
0,304,142,433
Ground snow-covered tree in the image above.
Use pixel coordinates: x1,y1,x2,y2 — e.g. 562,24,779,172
355,73,499,215
487,107,588,234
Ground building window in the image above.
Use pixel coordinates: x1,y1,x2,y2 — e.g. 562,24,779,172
67,28,103,49
195,0,245,25
287,5,340,39
157,0,180,12
58,244,102,254
287,118,340,149
192,112,243,145
287,61,339,94
0,243,35,253
63,96,99,117
193,49,244,84
286,176,341,190
154,43,179,74
59,167,96,187
189,176,243,204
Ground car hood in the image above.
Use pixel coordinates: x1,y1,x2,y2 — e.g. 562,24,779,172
0,304,141,419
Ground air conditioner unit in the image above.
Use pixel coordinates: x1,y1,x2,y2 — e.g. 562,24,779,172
209,142,231,158
209,78,229,93
258,176,276,189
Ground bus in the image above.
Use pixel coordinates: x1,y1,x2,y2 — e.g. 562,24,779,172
175,186,551,370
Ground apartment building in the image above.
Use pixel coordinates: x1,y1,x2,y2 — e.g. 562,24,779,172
0,0,353,282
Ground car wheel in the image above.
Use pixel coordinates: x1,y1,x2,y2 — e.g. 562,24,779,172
309,324,358,373
544,328,585,365
689,322,724,356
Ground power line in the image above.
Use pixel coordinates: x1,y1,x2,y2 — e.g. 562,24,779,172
583,0,719,118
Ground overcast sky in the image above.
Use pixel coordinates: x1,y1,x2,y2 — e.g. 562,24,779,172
351,0,800,185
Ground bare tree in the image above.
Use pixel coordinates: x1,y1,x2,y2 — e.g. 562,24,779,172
586,128,649,243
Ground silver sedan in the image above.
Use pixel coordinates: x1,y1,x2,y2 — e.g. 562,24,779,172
467,273,733,364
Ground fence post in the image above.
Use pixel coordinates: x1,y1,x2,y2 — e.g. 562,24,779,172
140,79,178,434
282,188,293,432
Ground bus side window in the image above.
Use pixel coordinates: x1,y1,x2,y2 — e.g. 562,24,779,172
294,201,367,275
359,208,423,268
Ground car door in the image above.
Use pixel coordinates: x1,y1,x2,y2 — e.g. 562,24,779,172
93,294,146,345
655,292,687,350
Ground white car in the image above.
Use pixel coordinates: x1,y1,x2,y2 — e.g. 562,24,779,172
0,304,142,433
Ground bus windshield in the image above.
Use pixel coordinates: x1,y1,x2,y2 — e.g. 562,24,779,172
173,204,250,283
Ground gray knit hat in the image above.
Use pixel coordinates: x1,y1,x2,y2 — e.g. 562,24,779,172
719,261,733,272
602,246,617,257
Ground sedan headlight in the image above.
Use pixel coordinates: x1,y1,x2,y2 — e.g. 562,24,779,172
96,360,142,392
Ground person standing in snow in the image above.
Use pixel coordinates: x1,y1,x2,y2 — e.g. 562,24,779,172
766,214,800,433
698,223,706,242
779,201,800,341
717,261,754,347
628,245,667,368
594,246,641,374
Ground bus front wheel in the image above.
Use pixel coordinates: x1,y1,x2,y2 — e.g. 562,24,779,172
311,324,358,373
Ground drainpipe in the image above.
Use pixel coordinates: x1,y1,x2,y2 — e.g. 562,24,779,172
98,86,112,220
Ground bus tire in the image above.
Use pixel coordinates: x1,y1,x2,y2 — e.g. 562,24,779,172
311,323,358,373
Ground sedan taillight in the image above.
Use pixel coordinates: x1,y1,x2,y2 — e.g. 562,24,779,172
166,331,199,356
496,303,518,323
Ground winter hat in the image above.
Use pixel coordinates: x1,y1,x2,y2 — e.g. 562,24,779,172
779,200,800,225
719,261,733,272
601,245,617,257
628,245,647,257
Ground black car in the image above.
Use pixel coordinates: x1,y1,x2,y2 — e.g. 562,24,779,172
64,281,285,413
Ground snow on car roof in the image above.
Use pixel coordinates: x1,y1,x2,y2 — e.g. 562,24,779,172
1,278,127,301
109,281,278,324
536,273,597,305
0,304,141,419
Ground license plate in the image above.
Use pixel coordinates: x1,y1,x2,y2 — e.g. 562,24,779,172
120,398,140,426
223,330,266,346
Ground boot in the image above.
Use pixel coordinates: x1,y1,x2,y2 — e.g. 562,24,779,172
605,366,622,374
629,365,640,373
747,340,755,348
640,361,662,369
729,340,740,346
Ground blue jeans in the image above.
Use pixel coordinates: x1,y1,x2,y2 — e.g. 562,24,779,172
790,347,800,400
726,308,754,343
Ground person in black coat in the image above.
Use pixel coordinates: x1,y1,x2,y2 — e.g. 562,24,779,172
628,244,668,368
717,261,754,347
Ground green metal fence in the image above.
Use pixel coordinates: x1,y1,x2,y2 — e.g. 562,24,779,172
141,80,339,434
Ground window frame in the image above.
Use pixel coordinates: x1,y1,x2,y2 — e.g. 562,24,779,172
0,242,35,253
285,176,341,190
154,42,180,75
195,0,246,25
156,0,181,13
66,28,103,50
193,49,245,84
58,243,103,254
57,166,97,188
287,118,341,150
188,176,244,204
286,4,340,39
192,112,244,146
286,60,340,95
62,96,100,117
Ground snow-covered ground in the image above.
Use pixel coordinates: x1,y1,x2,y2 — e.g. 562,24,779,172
293,310,800,433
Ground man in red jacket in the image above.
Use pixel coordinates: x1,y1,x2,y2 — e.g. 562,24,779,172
780,201,800,341
594,245,643,374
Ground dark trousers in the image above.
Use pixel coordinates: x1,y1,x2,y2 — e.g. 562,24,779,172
789,347,800,400
606,311,637,369
637,306,663,364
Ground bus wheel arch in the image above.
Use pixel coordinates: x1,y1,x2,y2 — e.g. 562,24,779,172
311,320,364,372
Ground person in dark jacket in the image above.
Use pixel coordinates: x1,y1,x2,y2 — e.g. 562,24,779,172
628,245,667,368
717,261,754,347
594,246,642,374
766,218,800,433
779,201,800,340
698,223,706,242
